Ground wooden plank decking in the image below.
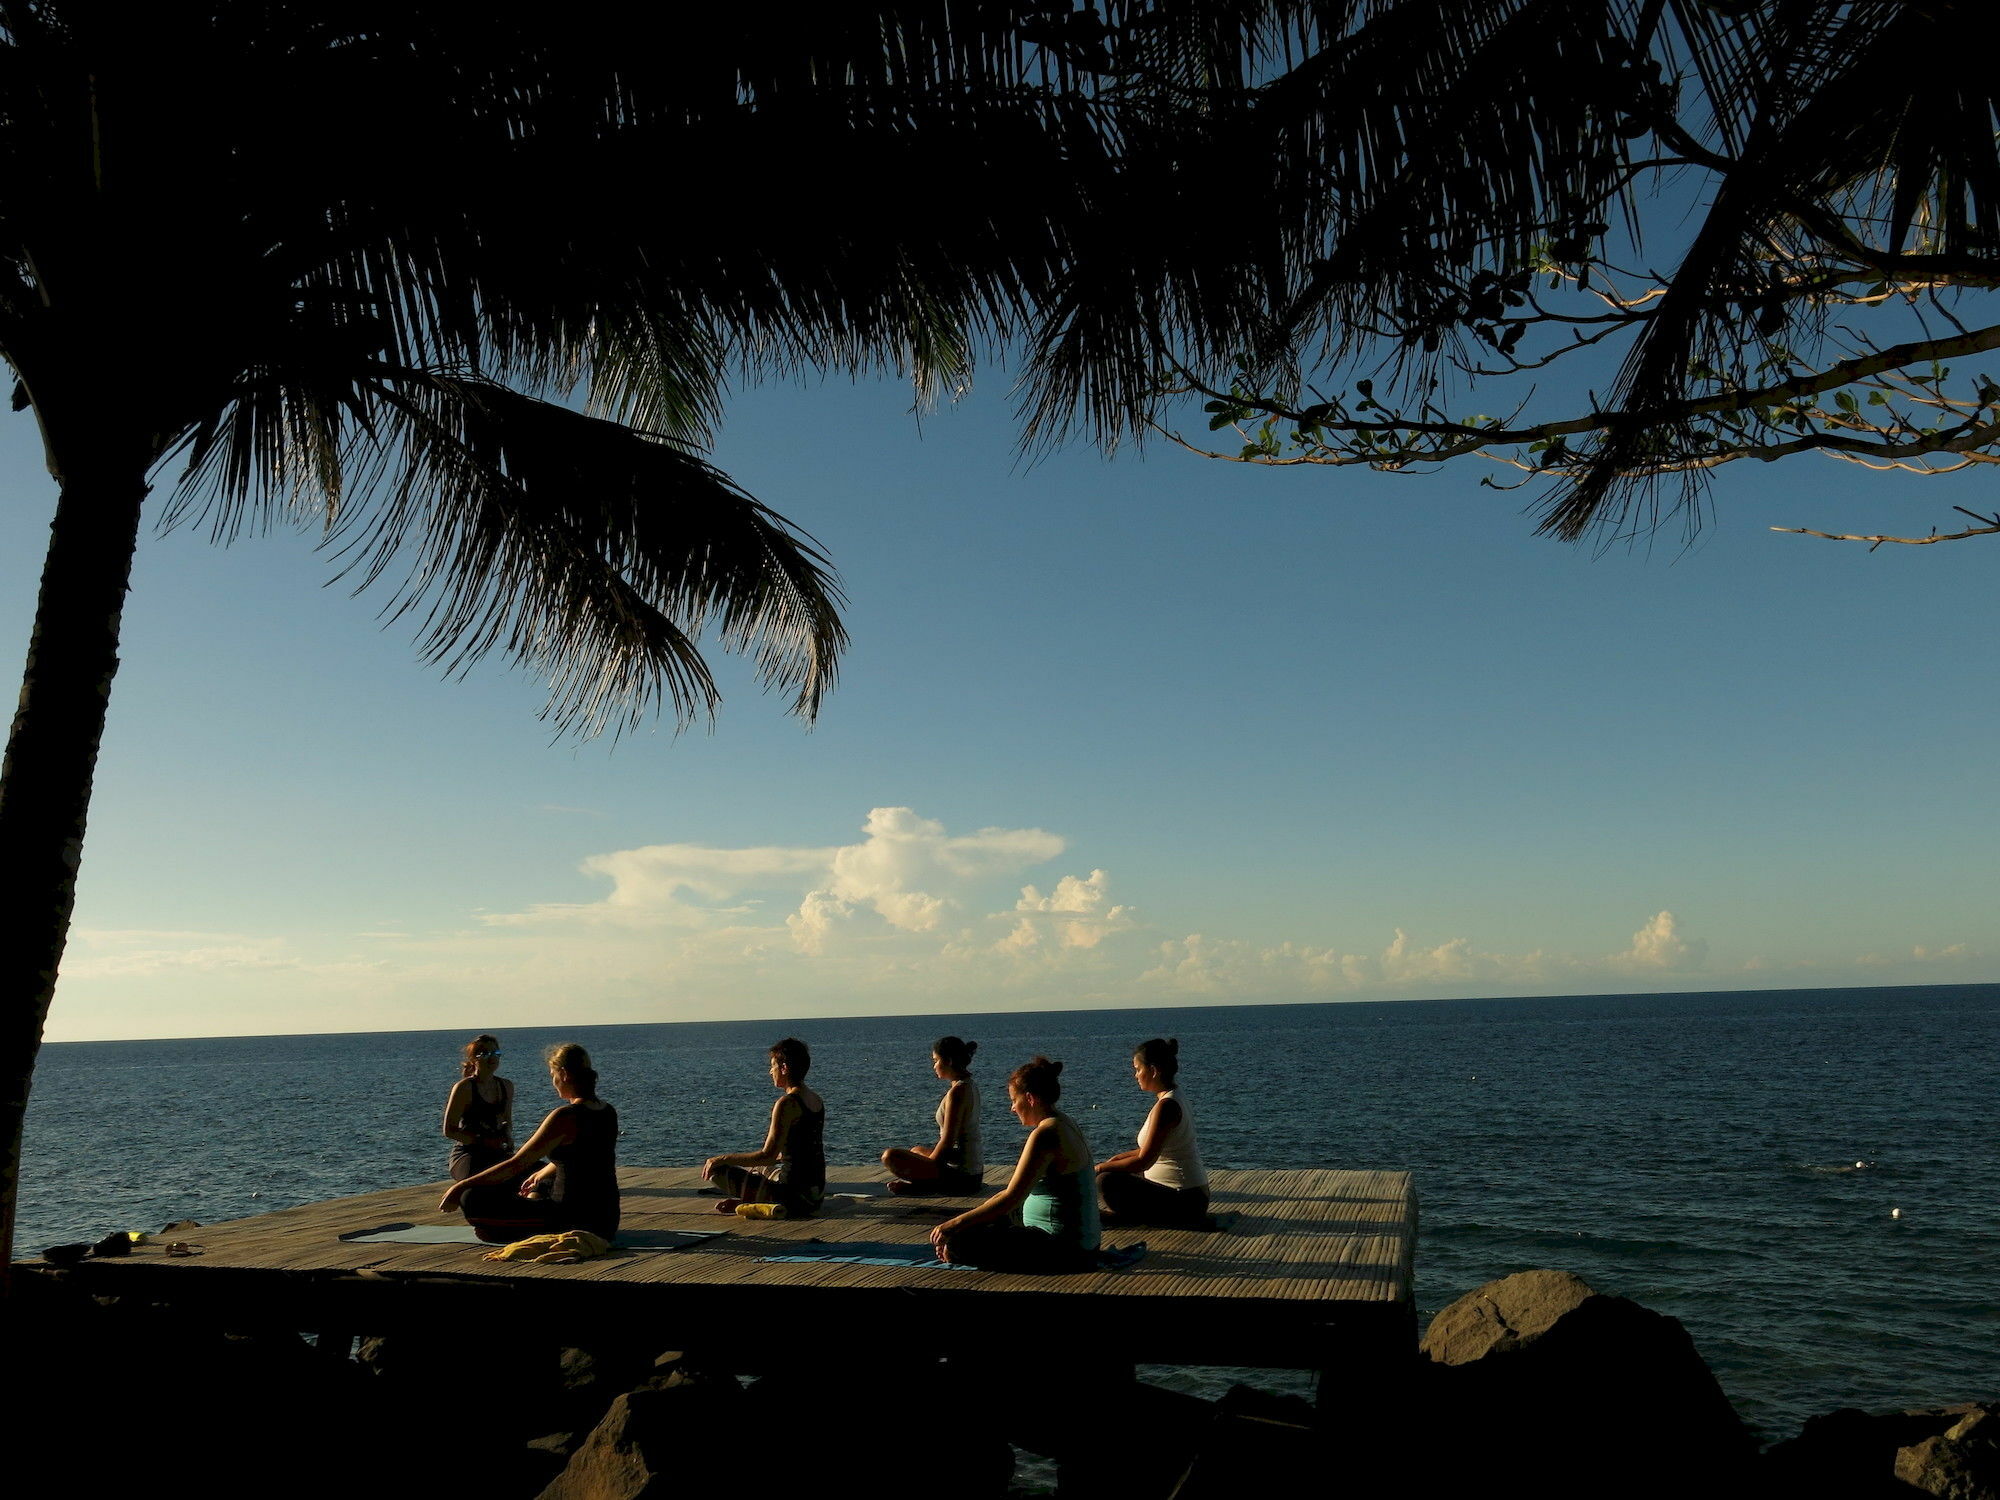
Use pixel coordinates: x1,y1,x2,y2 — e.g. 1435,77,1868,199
20,1165,1415,1377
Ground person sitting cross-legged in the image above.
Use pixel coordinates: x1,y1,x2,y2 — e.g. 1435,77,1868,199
1095,1037,1210,1227
932,1056,1099,1272
438,1042,619,1244
881,1035,984,1195
703,1037,826,1219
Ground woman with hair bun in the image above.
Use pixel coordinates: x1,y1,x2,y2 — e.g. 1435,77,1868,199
881,1036,984,1195
1096,1038,1210,1226
441,1034,514,1180
932,1056,1100,1272
439,1042,620,1243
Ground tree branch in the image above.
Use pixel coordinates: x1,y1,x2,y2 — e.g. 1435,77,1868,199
1771,520,2000,548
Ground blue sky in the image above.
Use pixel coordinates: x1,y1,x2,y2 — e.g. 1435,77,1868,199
6,367,1994,1041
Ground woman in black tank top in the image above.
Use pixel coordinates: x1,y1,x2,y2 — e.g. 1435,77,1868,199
440,1043,619,1243
702,1037,825,1218
442,1034,514,1180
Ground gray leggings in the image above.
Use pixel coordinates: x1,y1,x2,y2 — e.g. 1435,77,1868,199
714,1163,820,1219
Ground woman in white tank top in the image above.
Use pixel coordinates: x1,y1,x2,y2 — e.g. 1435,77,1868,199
880,1036,985,1195
1095,1037,1211,1225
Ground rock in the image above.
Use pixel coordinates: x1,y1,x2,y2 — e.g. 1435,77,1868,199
1764,1403,1990,1497
516,1432,579,1497
1896,1408,1999,1499
1051,1383,1213,1499
1418,1268,1756,1498
1217,1382,1317,1427
556,1341,671,1426
537,1370,743,1500
1174,1385,1319,1499
358,1332,567,1444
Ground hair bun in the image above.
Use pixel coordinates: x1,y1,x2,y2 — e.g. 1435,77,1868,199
1166,1038,1180,1055
1051,1059,1064,1075
965,1041,978,1058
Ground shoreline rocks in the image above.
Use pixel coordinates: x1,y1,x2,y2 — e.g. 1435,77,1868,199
12,1265,1994,1498
1766,1402,1999,1499
1417,1267,1760,1497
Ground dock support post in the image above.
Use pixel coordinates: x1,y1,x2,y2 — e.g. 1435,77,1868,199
1312,1305,1419,1472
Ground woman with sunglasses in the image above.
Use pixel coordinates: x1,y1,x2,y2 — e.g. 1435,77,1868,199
440,1042,620,1243
442,1034,514,1180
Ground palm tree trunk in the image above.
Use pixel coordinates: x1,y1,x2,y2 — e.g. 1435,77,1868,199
0,459,151,1274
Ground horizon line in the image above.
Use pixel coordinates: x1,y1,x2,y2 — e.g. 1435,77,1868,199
37,977,1999,1048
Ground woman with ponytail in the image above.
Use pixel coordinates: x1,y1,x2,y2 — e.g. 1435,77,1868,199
1096,1038,1210,1226
439,1042,620,1243
881,1036,984,1195
932,1056,1099,1272
441,1034,514,1180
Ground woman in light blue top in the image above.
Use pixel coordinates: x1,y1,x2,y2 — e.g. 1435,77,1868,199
933,1056,1099,1272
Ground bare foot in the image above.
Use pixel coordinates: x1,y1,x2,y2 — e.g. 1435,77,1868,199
712,1198,743,1215
886,1179,914,1196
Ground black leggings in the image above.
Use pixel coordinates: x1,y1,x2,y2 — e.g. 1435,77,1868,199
944,1222,1095,1273
459,1181,564,1244
458,1177,617,1246
1098,1171,1210,1226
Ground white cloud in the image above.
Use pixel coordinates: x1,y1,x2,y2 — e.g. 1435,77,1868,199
51,805,1991,1041
1139,914,1710,1001
1607,910,1708,972
483,806,1068,959
487,842,836,927
61,929,386,982
810,806,1065,938
998,870,1136,954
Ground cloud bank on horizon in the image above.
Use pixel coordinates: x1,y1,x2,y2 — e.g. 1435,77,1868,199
53,805,1991,1039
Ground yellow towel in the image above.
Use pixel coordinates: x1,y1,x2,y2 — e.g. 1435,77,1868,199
482,1229,613,1264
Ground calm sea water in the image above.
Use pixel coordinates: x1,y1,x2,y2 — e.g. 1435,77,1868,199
21,985,1999,1438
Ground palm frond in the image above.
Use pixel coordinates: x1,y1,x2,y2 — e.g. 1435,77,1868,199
169,369,845,737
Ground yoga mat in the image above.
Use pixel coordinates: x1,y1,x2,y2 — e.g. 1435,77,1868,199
339,1222,722,1250
340,1223,487,1244
757,1240,1150,1271
758,1241,969,1270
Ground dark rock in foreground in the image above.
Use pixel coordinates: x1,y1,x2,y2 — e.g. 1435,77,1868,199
1419,1267,1759,1498
1765,1401,1999,1498
1897,1407,1999,1499
537,1366,743,1499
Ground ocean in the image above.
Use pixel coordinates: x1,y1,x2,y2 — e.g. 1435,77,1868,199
21,983,1998,1439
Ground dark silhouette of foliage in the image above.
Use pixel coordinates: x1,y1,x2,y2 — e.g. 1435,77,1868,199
1150,1,2000,550
0,0,1342,1267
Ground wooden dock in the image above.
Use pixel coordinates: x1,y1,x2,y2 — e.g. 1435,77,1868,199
19,1165,1416,1392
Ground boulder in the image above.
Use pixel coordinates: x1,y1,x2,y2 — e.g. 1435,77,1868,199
1418,1268,1757,1498
555,1342,677,1427
1896,1407,1999,1499
537,1369,743,1500
1764,1403,1991,1497
1050,1383,1214,1499
1173,1385,1320,1499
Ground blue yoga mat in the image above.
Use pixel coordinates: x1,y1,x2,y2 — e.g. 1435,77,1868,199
759,1241,969,1270
758,1240,1149,1271
339,1222,721,1250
